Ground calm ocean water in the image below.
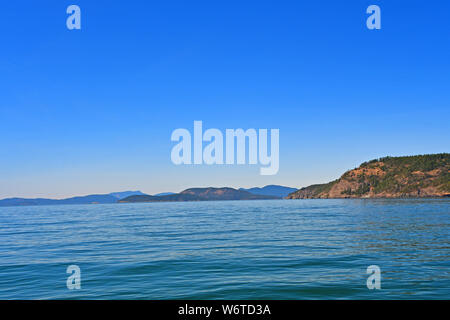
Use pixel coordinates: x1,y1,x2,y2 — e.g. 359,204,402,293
0,199,448,299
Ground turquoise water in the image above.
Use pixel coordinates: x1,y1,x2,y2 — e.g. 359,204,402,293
0,199,448,299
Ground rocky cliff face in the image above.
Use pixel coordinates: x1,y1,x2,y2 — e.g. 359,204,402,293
287,154,450,199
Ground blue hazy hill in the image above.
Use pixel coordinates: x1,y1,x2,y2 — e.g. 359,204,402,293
109,191,146,200
240,185,298,198
0,191,146,207
153,192,176,197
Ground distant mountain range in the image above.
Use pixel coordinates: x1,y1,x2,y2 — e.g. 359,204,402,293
119,187,279,203
240,185,297,198
287,153,450,199
0,191,145,207
0,185,295,207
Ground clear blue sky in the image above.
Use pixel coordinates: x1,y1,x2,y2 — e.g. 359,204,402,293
1,1,449,198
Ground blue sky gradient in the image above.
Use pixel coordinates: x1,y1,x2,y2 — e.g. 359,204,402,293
1,1,449,198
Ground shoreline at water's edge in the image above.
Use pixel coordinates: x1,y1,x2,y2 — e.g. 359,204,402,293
1,196,449,208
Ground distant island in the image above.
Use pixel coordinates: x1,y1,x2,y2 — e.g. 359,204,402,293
0,185,292,207
0,191,145,207
287,153,450,199
119,187,279,203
